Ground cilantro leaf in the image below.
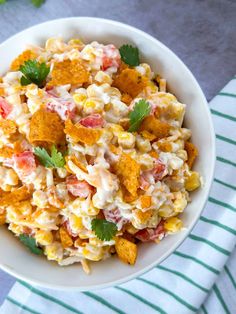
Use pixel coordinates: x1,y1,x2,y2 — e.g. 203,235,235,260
128,99,151,132
119,44,140,66
31,0,45,7
20,60,50,88
91,219,117,241
19,234,43,255
50,145,66,168
34,145,65,168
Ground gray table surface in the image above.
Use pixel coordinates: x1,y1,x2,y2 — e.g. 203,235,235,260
0,0,235,306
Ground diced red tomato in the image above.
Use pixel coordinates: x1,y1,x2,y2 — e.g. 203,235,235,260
13,151,36,177
101,44,121,71
135,220,165,242
66,175,93,198
47,99,76,120
103,208,128,229
152,159,166,181
139,174,150,191
79,114,105,128
0,97,12,118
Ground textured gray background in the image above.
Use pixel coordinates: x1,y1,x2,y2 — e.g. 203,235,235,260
0,0,235,305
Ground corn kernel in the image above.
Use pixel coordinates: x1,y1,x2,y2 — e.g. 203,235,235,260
45,242,63,262
173,192,188,213
157,141,172,152
137,154,154,170
73,93,87,105
158,205,175,218
83,98,104,114
136,136,152,153
95,71,112,85
149,150,159,159
82,244,103,261
185,171,201,191
32,190,48,208
70,214,83,233
8,223,22,235
135,209,153,223
117,131,135,149
109,124,124,135
164,217,183,232
35,230,53,246
87,204,100,216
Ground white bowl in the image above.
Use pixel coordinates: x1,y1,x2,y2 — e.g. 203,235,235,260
0,17,215,290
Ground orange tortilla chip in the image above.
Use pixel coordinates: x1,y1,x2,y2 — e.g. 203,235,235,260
64,119,101,145
121,93,132,105
0,120,17,135
140,195,152,209
59,226,73,248
185,141,198,168
140,116,170,139
0,186,31,207
10,50,37,71
115,237,137,265
113,68,147,98
49,59,89,86
29,109,65,145
0,212,6,225
0,146,14,158
115,153,140,197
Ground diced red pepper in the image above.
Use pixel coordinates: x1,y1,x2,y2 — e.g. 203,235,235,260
103,208,128,228
152,159,166,181
0,97,12,118
135,220,165,242
79,114,105,128
13,151,36,177
66,175,93,198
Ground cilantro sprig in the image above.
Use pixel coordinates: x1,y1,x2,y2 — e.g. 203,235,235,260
0,0,45,7
119,44,140,66
91,219,117,241
34,145,65,168
31,0,45,7
128,99,151,132
20,60,50,87
19,234,43,255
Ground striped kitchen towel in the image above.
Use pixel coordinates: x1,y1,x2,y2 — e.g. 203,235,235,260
1,77,236,314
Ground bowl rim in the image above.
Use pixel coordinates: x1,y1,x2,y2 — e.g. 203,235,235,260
0,16,215,291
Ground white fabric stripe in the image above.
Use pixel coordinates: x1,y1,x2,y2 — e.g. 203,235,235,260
221,79,236,95
164,253,217,288
1,78,236,314
215,138,236,162
0,300,23,314
122,278,190,314
92,287,158,314
211,95,236,116
202,249,236,313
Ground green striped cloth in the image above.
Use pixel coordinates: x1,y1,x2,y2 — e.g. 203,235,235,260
1,78,236,314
